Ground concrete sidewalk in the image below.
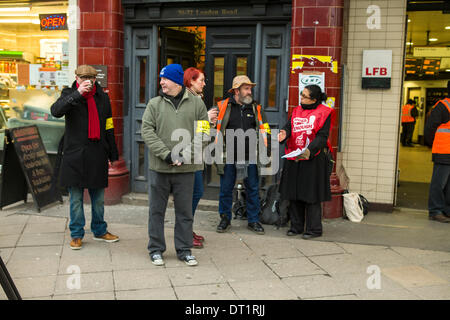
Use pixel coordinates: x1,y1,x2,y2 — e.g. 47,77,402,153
0,198,449,300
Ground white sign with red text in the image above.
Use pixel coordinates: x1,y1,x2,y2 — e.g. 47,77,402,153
362,50,392,78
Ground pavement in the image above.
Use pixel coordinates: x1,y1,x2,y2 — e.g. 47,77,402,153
0,194,449,301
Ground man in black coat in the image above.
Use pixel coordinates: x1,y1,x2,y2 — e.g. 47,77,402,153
424,80,450,223
51,65,120,249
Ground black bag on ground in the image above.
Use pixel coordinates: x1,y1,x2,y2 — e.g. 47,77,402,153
259,183,281,225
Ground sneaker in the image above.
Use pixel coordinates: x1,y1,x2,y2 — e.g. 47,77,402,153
216,214,231,233
181,255,198,266
93,232,119,243
150,253,165,266
70,238,82,250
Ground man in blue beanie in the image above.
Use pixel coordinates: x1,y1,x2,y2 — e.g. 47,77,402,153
141,64,210,266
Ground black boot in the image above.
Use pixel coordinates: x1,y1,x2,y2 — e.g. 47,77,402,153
216,214,231,233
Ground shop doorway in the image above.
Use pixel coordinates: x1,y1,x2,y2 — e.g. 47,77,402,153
396,6,450,210
125,23,290,196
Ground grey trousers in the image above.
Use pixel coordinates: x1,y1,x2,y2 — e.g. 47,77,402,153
147,170,195,259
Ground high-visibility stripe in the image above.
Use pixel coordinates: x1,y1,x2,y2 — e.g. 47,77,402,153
432,98,450,154
257,105,268,147
215,98,229,144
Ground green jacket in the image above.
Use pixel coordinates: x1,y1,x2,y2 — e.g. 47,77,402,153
215,98,272,175
141,89,209,173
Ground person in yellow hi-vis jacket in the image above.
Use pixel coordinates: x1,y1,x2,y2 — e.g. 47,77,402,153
141,64,210,267
51,65,120,251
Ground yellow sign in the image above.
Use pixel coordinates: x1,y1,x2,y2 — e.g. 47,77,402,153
196,120,210,134
292,55,338,74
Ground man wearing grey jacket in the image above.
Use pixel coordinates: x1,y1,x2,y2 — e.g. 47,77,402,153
141,64,209,266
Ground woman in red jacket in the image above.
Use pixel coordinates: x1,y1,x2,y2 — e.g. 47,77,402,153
278,85,332,239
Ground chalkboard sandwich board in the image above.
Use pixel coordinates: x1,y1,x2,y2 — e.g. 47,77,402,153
0,125,62,212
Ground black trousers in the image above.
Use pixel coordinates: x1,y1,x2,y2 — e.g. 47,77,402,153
401,122,415,146
288,200,322,235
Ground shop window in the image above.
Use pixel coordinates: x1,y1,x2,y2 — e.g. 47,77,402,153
0,1,72,156
138,141,145,178
267,57,279,109
213,56,224,104
139,57,147,104
236,57,248,76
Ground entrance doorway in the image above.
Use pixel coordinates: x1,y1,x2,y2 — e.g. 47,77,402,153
125,23,290,197
396,6,450,210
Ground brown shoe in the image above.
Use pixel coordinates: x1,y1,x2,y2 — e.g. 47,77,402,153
429,214,450,223
93,232,119,242
70,238,82,250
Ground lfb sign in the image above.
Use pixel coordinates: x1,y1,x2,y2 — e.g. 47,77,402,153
362,50,392,89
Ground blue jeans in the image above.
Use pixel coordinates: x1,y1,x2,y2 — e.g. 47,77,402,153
219,164,260,223
428,163,450,217
68,187,107,239
192,170,204,216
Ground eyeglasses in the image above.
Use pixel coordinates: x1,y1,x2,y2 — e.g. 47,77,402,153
300,92,312,99
80,76,96,80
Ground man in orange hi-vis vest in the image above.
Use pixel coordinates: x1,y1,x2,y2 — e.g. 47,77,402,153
425,80,450,223
401,99,418,147
214,75,271,235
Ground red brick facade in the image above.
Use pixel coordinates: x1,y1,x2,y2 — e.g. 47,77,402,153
78,0,128,204
78,0,125,156
289,0,344,152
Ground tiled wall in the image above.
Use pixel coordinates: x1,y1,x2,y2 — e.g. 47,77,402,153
341,0,407,206
78,0,124,156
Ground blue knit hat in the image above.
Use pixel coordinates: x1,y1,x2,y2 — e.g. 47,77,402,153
159,64,184,86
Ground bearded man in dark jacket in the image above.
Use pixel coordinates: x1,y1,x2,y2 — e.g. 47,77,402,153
51,65,120,250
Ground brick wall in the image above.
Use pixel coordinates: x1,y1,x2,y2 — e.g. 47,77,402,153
290,0,344,154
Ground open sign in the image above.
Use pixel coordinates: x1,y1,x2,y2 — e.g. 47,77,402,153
40,14,68,31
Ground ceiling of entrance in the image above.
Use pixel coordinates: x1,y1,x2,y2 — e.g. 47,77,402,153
406,11,450,47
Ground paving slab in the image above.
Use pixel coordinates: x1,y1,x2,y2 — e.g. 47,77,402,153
264,256,327,278
58,241,113,274
282,275,355,299
382,265,448,288
217,261,279,283
408,285,450,300
17,232,65,247
23,221,67,234
11,275,57,299
54,271,114,296
288,238,346,257
309,253,369,276
166,265,226,287
53,292,115,300
229,279,299,300
174,283,238,300
0,234,20,248
115,287,177,300
6,246,62,278
0,224,26,236
390,247,450,265
113,269,172,291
